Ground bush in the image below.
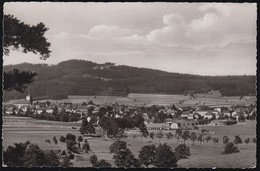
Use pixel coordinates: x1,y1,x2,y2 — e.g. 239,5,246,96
175,144,190,159
222,142,239,154
154,143,178,168
60,155,73,167
44,150,60,166
233,135,243,144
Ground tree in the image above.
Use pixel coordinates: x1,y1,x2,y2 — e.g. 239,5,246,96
139,122,149,141
149,132,155,141
77,136,83,143
175,144,191,159
60,156,73,167
23,144,46,166
197,134,203,144
205,135,212,144
113,148,140,168
44,150,60,166
181,131,190,144
212,138,219,146
166,132,174,141
66,133,76,142
3,141,30,166
4,69,38,92
3,14,51,92
190,132,197,145
4,14,51,58
109,140,139,168
90,155,111,168
223,136,229,145
244,138,250,147
156,131,164,144
138,145,156,167
222,142,239,154
82,141,90,153
60,135,66,144
154,143,178,168
97,159,112,168
99,117,118,137
176,129,182,144
53,136,58,145
233,135,243,145
252,137,256,143
109,140,127,154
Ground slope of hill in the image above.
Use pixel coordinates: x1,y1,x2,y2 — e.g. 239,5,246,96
3,59,256,101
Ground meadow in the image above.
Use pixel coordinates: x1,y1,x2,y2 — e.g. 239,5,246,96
24,93,256,107
2,115,256,168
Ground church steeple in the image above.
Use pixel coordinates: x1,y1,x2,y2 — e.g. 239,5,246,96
26,89,33,105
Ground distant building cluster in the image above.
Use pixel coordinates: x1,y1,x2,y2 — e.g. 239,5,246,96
3,92,256,131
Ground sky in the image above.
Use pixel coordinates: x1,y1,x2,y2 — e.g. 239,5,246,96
3,2,257,76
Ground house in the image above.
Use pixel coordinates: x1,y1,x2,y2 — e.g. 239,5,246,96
181,112,189,119
188,113,194,120
14,99,31,109
173,119,199,129
146,123,171,130
204,113,213,119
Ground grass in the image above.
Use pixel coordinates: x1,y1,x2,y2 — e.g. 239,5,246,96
2,116,256,168
8,93,255,107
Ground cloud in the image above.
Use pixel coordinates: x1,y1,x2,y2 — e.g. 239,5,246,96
53,32,70,39
86,25,131,40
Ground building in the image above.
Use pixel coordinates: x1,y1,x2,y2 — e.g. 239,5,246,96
146,123,171,130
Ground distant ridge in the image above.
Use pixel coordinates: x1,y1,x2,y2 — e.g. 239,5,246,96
3,59,256,101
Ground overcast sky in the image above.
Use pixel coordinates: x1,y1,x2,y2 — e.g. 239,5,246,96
3,2,257,76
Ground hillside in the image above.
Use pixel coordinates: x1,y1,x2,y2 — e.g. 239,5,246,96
3,59,256,101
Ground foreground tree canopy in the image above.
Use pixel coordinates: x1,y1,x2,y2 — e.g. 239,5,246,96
3,14,51,59
3,14,51,92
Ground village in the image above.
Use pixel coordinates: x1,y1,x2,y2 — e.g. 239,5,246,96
3,91,257,133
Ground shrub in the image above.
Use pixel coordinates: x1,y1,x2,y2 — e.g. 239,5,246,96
233,135,243,144
222,142,239,154
138,145,156,167
154,143,178,167
175,144,190,159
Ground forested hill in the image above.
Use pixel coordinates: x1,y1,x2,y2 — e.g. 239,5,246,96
3,59,256,101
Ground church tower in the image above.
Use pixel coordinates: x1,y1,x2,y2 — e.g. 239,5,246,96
26,90,33,105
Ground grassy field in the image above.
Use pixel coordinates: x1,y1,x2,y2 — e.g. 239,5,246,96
2,115,256,168
10,93,254,107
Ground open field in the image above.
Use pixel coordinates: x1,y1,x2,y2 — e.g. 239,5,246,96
6,93,256,107
2,115,256,168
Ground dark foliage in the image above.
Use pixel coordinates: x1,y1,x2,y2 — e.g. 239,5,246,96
4,14,51,59
222,142,239,154
138,145,156,167
3,60,255,101
4,69,37,92
3,141,30,166
175,144,191,159
154,143,178,167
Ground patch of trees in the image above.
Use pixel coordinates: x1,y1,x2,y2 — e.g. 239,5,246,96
10,109,81,122
3,141,61,167
222,142,239,154
90,155,112,168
